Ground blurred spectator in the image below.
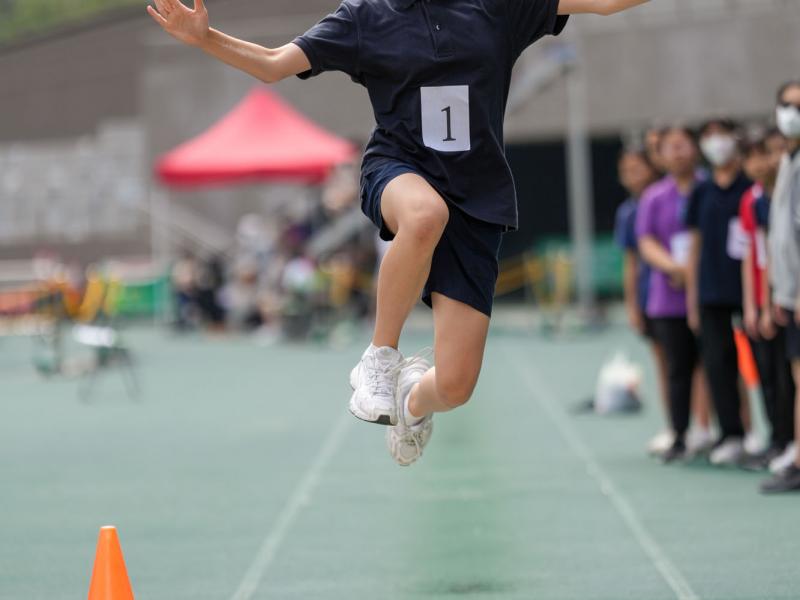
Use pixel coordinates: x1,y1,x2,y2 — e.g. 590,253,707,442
637,126,711,462
171,250,198,331
739,132,795,470
172,160,378,340
195,254,226,330
220,255,263,331
613,148,669,454
686,118,753,466
761,80,800,492
644,125,667,176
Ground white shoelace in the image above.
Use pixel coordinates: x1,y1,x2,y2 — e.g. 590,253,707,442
366,352,397,397
366,346,434,398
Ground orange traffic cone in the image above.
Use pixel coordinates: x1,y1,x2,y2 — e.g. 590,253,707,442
88,526,134,600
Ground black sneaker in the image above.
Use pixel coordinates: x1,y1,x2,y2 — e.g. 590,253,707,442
740,445,785,472
661,440,688,464
760,465,800,494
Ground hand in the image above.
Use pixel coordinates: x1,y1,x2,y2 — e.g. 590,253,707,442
743,307,760,340
774,305,790,327
627,307,645,336
760,309,777,340
668,266,686,290
147,0,209,47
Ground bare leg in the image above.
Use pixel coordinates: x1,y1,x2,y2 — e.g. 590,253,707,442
650,340,670,424
692,365,713,430
737,376,753,433
371,174,449,349
407,293,490,418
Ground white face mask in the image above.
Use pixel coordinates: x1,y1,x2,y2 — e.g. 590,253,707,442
700,134,738,167
776,105,800,139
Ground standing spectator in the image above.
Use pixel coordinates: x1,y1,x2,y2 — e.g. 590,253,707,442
614,148,670,454
195,254,226,330
171,250,198,331
739,133,795,470
644,126,667,177
686,119,753,466
761,81,800,493
637,126,707,462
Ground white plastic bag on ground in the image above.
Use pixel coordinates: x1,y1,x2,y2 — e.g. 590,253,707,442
593,352,643,415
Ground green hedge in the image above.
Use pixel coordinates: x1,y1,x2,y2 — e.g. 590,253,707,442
0,0,140,44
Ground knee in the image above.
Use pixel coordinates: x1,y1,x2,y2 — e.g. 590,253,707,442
402,193,449,246
436,374,477,409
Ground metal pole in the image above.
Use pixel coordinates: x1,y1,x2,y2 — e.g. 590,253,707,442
149,185,172,325
565,39,595,317
149,185,160,327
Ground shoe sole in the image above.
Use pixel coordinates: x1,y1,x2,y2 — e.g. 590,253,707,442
348,368,396,426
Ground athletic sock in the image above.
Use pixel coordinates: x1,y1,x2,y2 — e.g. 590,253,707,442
404,386,424,426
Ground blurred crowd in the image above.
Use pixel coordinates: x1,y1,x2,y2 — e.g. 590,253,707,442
169,161,380,342
614,80,800,494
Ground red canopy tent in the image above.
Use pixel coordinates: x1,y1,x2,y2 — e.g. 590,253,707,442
154,87,357,188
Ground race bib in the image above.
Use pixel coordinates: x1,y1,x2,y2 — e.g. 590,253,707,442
726,217,749,260
420,85,471,152
670,232,692,266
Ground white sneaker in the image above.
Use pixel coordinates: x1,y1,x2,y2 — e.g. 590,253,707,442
686,428,715,456
348,344,403,425
647,431,675,457
744,431,765,455
386,353,433,467
769,443,798,474
709,438,745,466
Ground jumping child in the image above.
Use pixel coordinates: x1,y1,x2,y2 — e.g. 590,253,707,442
147,0,650,466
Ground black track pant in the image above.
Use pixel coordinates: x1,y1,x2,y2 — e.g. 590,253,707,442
700,306,745,440
652,317,698,441
750,328,796,448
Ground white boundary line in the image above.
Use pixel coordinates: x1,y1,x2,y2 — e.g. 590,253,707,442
229,411,352,600
505,347,700,600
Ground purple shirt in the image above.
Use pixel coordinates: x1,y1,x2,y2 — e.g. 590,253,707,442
635,176,692,318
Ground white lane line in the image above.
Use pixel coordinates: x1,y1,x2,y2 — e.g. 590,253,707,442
505,347,700,600
229,411,352,600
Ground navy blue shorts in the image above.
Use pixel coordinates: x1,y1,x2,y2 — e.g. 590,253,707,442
360,160,504,317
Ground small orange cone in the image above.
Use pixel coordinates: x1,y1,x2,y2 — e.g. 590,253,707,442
88,526,134,600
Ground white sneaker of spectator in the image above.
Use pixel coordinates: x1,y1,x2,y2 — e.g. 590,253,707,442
769,442,798,475
647,430,674,457
744,431,766,456
686,427,715,456
709,437,746,466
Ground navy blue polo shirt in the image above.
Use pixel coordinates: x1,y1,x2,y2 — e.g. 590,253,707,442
614,198,650,311
292,0,568,230
754,193,770,229
685,172,753,308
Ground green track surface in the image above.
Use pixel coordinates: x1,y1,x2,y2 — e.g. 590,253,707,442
1,317,798,599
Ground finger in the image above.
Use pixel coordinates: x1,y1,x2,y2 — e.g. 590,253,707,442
154,0,171,16
194,0,205,11
146,4,168,25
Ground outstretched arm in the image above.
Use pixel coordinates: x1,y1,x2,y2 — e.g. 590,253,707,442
147,0,310,84
558,0,649,15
